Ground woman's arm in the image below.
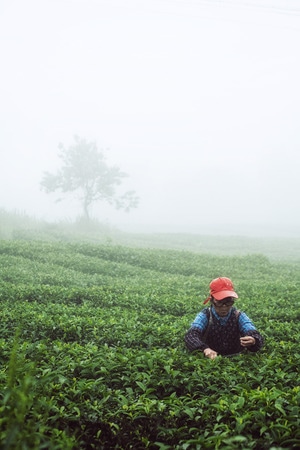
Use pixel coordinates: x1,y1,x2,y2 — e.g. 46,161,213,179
184,327,210,352
238,312,264,352
185,310,209,352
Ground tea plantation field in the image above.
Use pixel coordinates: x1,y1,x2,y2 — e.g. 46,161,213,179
0,240,299,449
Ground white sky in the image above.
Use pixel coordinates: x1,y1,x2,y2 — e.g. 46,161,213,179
1,0,300,235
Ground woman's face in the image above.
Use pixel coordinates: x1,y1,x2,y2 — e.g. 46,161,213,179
212,297,234,317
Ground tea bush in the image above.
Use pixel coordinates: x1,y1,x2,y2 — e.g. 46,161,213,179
0,240,299,449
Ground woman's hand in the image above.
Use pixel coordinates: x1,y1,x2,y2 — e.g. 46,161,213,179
240,336,255,347
203,348,218,359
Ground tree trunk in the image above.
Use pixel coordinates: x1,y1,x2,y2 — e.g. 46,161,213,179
83,198,90,220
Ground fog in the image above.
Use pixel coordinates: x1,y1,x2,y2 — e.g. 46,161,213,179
1,0,300,236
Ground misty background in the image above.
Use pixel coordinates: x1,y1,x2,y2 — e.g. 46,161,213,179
1,0,300,237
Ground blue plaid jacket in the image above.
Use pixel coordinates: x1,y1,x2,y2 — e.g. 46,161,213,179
185,306,264,355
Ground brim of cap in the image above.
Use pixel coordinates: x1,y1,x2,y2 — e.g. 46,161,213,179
213,291,238,301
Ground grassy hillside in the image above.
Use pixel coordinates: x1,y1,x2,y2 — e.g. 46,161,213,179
1,209,300,261
0,239,299,449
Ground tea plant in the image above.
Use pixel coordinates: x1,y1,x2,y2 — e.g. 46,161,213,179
0,240,299,449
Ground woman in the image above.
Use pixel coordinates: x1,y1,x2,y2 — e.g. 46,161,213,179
185,277,264,359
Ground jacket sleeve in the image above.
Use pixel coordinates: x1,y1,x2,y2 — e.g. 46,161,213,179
185,309,210,352
245,329,264,352
238,312,264,352
184,327,209,352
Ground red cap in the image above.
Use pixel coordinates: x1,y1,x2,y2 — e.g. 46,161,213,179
203,277,238,304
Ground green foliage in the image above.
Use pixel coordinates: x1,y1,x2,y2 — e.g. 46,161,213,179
40,136,139,219
0,240,299,449
0,331,75,450
1,209,300,262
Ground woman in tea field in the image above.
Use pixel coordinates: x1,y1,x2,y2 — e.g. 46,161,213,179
185,277,264,359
